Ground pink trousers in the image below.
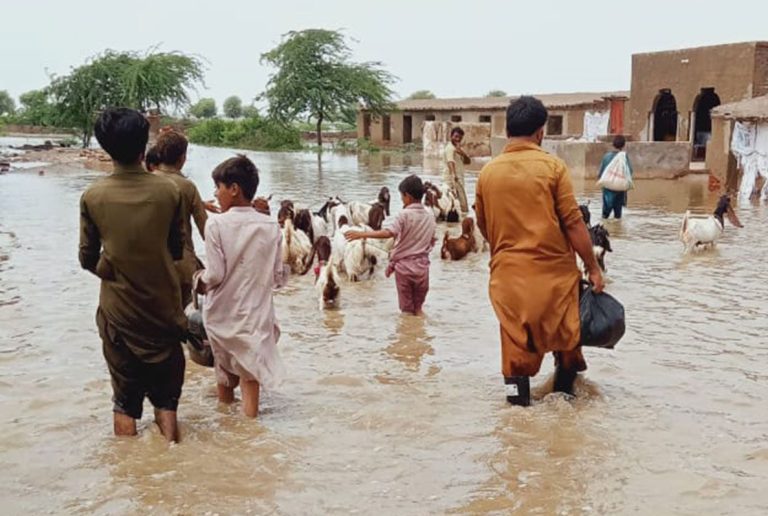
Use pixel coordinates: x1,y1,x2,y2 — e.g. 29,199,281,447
395,270,429,314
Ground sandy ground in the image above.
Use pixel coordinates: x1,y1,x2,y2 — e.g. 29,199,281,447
0,134,111,172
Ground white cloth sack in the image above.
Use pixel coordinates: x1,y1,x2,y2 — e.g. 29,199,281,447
597,151,633,191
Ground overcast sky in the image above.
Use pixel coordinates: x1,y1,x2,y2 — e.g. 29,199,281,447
2,0,767,108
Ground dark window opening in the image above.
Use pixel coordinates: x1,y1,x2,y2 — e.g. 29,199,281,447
403,115,413,144
450,115,462,122
653,89,678,142
425,114,436,121
382,115,391,141
479,115,492,123
547,115,564,136
363,113,371,138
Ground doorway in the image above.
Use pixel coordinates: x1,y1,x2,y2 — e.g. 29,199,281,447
382,115,391,141
652,89,678,142
691,88,721,161
403,115,413,144
363,113,371,139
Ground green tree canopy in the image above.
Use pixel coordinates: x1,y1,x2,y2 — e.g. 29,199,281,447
408,90,436,100
223,95,243,118
242,104,260,118
47,49,205,147
17,90,56,126
189,98,217,119
486,89,507,98
261,29,396,146
0,90,15,116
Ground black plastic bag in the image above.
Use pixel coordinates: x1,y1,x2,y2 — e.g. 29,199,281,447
183,286,214,367
579,283,625,349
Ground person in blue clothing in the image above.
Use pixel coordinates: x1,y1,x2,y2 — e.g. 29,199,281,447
598,135,633,219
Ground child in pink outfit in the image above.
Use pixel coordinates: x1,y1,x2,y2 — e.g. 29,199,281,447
346,175,436,315
198,155,286,418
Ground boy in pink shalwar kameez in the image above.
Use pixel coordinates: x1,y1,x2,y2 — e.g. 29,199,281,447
198,155,286,417
346,175,436,315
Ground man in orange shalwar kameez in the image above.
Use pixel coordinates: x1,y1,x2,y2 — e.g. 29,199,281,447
475,96,605,406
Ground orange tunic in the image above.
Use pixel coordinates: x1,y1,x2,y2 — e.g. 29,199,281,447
475,142,585,377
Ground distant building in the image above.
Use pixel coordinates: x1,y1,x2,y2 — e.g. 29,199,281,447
626,41,768,162
357,92,627,154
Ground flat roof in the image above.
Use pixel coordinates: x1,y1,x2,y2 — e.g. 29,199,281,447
380,91,628,113
632,40,768,58
712,95,768,120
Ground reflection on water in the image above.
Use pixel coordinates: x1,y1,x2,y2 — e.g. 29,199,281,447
0,146,767,514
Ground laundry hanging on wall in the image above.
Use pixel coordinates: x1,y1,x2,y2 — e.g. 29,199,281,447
730,121,768,202
582,111,610,142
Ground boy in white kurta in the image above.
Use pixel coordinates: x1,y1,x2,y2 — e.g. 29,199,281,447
199,155,286,417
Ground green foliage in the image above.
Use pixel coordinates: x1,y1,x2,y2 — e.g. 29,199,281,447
0,90,15,115
120,51,205,111
189,98,217,118
223,96,243,118
187,116,302,151
408,90,436,100
47,49,204,147
6,89,58,126
356,137,380,152
260,29,396,145
486,89,507,97
242,104,260,118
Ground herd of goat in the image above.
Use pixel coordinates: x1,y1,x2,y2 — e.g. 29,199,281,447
262,171,743,310
263,181,623,310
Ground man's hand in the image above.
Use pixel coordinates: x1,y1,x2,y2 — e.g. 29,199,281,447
588,268,605,294
252,197,271,215
203,200,220,214
345,231,364,242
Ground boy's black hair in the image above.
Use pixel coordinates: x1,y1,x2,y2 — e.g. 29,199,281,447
398,174,425,201
613,135,626,149
212,154,259,200
94,108,149,165
506,96,548,137
450,127,465,137
144,146,161,170
155,129,189,165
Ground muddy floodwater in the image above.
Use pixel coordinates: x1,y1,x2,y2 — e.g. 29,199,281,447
1,144,767,515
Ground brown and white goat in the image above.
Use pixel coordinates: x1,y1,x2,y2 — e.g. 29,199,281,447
441,218,477,261
302,236,340,309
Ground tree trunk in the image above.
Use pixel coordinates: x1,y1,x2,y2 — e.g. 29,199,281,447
316,115,323,148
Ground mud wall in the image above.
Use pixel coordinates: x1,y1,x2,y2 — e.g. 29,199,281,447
491,137,692,179
627,42,762,142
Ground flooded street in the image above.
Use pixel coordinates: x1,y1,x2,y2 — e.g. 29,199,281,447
1,145,767,515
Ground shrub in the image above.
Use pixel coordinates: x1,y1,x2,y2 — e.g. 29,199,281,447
187,116,302,151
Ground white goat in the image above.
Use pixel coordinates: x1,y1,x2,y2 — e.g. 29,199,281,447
680,195,743,253
281,219,313,274
332,218,389,281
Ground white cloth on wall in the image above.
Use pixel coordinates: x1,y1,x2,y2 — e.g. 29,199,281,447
732,121,768,202
582,111,609,142
731,121,756,156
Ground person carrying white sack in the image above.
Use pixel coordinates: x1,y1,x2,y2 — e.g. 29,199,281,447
597,135,633,219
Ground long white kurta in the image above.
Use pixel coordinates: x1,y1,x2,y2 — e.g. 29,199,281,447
201,206,286,389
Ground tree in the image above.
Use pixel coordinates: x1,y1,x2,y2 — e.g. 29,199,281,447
223,96,243,118
47,49,205,147
486,90,507,98
261,29,396,146
17,90,56,126
242,104,260,118
189,98,217,118
408,90,436,100
0,90,15,116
